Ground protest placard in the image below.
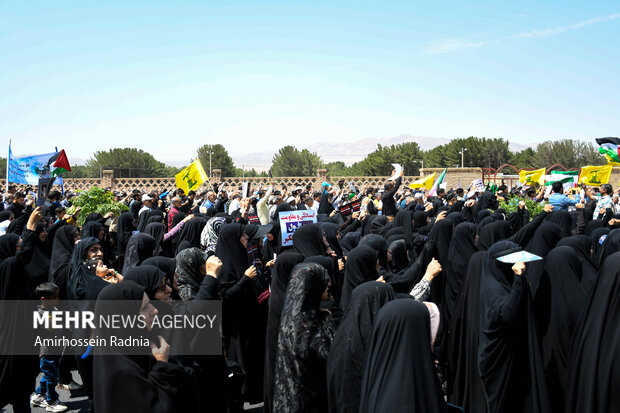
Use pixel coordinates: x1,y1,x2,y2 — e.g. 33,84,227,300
467,178,485,198
388,163,403,181
338,200,361,219
279,209,317,247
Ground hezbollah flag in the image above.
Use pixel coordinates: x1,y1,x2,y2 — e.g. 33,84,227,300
175,159,208,193
595,137,620,166
408,172,436,190
519,167,545,186
579,165,612,186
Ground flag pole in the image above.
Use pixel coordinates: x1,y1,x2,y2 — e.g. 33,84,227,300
6,139,11,193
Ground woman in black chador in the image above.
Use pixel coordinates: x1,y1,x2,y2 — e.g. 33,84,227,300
273,263,334,413
478,241,549,413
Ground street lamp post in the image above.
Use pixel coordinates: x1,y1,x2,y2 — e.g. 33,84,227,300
460,148,467,168
414,159,424,174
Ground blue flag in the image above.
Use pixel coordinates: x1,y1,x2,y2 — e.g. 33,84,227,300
7,141,63,186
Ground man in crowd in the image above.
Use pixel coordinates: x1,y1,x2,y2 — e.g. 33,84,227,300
2,185,16,210
8,191,28,219
202,190,216,211
139,193,154,216
168,196,182,228
593,183,614,219
381,168,404,220
228,192,241,215
548,181,585,211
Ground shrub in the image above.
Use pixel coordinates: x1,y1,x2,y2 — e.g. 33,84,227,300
67,187,129,226
498,196,547,220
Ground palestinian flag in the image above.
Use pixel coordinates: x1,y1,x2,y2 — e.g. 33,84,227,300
544,170,579,187
595,137,620,166
49,149,72,176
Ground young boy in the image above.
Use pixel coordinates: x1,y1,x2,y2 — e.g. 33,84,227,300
30,282,68,412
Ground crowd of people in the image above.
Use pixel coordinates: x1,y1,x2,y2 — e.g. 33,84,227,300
1,169,620,413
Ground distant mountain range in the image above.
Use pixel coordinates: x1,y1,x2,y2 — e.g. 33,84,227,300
229,134,531,171
72,135,531,169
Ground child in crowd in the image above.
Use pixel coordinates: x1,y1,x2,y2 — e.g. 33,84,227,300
86,258,123,283
30,282,68,412
54,207,66,223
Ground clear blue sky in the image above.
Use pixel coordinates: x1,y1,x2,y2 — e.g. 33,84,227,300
1,0,619,164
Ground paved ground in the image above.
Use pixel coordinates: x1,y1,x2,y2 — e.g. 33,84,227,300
2,370,89,413
2,370,263,412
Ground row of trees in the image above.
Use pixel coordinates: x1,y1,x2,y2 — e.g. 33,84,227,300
302,137,603,177
0,138,606,179
325,137,604,176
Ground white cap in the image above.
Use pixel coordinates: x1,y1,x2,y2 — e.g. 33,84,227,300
142,194,153,202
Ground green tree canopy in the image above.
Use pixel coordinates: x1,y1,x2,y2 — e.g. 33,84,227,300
350,142,424,176
63,165,93,178
423,137,512,169
85,148,177,178
511,148,537,169
271,146,323,176
324,161,352,176
234,167,269,177
196,144,236,178
533,140,604,169
0,157,6,179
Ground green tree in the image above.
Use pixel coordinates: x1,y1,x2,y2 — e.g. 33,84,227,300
511,148,536,169
196,144,236,177
534,139,604,169
424,144,458,168
351,142,424,176
0,157,6,179
391,142,424,175
162,165,182,176
325,161,353,176
423,137,512,169
234,167,269,177
63,164,94,178
271,146,323,176
86,148,174,178
482,138,513,168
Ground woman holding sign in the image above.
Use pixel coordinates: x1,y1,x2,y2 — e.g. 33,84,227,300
478,241,549,413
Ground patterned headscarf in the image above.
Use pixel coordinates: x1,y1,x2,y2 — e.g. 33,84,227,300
175,247,208,300
201,217,226,255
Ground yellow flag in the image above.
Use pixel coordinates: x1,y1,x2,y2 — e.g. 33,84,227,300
579,165,612,186
409,172,436,190
175,159,208,193
519,168,545,186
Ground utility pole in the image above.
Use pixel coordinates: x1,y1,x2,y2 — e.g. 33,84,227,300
209,149,212,177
